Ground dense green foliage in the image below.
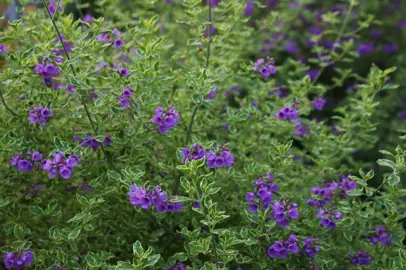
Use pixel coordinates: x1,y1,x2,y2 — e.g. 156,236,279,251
0,0,406,269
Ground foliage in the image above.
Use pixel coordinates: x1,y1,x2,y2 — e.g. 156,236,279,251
0,0,406,269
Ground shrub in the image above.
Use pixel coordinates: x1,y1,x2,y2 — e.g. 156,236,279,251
0,0,406,269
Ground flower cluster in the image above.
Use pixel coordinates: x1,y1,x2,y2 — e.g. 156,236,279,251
307,175,357,208
267,234,299,259
28,106,53,126
269,199,299,228
302,237,320,257
47,0,63,16
73,134,112,152
0,43,7,54
97,28,124,48
34,61,61,87
52,34,72,56
10,152,43,173
369,226,392,247
117,88,134,109
128,185,182,212
206,146,234,168
275,106,299,120
294,121,310,137
254,57,276,79
24,185,44,197
167,262,186,270
245,173,278,212
311,96,326,111
77,182,94,194
316,208,342,230
152,106,180,134
181,144,206,164
42,151,80,179
3,250,34,269
349,250,372,266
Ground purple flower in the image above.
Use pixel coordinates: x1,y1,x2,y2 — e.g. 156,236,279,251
303,237,320,257
66,84,76,95
244,0,254,16
128,184,151,209
357,43,375,55
268,200,299,228
285,39,298,54
311,96,326,111
42,151,80,179
82,14,93,24
73,134,111,152
128,184,182,212
181,144,206,164
28,106,53,126
118,68,131,77
0,44,7,53
168,262,186,270
113,39,125,48
254,58,276,79
275,106,299,121
205,84,218,100
369,226,392,247
3,250,34,269
204,25,216,38
294,121,310,137
383,43,398,54
267,234,298,259
306,69,319,81
152,106,180,134
349,250,371,266
224,86,242,98
117,88,134,109
206,146,234,168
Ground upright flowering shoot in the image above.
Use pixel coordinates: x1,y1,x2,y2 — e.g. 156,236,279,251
73,133,112,152
254,57,276,79
3,250,34,269
152,106,180,134
268,198,299,228
128,184,182,213
28,106,53,126
42,151,80,179
267,234,299,259
276,106,299,121
181,144,206,164
245,173,278,213
206,146,234,168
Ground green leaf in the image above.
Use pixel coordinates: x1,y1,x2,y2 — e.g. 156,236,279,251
144,254,160,268
133,241,144,257
14,224,24,239
377,159,396,169
108,171,121,180
0,36,20,43
28,206,45,215
115,261,134,270
47,199,61,217
346,188,363,196
388,174,400,187
0,198,10,207
94,135,105,142
54,136,64,148
180,177,191,192
68,226,82,240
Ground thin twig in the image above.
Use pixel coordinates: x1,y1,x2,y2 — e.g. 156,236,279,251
310,0,355,85
41,0,117,171
0,87,19,116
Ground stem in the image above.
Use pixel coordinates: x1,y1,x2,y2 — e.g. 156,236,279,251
41,0,117,171
310,0,354,85
0,87,19,116
205,0,212,72
185,104,199,146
